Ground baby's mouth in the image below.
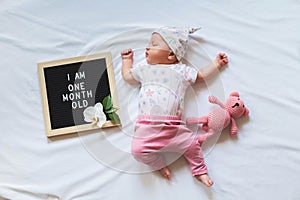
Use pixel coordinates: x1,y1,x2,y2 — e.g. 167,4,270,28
145,52,149,57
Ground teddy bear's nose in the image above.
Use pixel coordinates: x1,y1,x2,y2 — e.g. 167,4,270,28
232,103,239,108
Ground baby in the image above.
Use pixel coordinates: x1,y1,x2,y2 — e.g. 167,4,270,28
121,27,228,187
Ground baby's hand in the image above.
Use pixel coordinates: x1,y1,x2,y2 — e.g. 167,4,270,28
121,49,134,60
215,53,228,69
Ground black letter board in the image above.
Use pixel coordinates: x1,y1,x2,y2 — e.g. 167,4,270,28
38,53,120,137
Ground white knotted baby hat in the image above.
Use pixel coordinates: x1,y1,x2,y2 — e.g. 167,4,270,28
153,26,201,61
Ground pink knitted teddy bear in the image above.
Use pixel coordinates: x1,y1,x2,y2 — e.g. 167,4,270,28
186,92,249,143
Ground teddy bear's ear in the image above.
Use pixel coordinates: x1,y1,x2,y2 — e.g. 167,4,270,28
230,92,240,97
243,107,249,116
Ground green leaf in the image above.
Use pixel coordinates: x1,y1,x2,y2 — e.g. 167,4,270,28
105,107,118,114
108,112,121,124
102,95,112,111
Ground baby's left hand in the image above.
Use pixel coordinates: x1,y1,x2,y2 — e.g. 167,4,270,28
215,53,228,69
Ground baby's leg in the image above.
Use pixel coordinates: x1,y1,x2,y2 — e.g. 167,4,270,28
132,121,174,178
132,143,171,179
183,137,210,179
181,132,214,187
131,138,166,171
159,166,171,179
195,173,214,187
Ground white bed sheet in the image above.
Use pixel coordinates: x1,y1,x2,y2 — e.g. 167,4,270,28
1,0,300,199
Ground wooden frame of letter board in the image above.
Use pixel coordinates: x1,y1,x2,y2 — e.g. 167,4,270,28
38,52,120,137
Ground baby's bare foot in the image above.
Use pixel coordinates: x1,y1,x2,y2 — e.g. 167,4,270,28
159,167,171,179
215,53,228,69
195,173,214,187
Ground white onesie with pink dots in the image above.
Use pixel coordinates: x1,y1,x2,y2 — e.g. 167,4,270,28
131,62,198,117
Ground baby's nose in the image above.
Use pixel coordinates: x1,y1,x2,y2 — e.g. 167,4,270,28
146,47,150,51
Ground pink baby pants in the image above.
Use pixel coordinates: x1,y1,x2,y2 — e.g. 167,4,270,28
132,115,208,176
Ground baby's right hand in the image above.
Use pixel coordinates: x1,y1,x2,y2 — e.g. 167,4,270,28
121,49,134,60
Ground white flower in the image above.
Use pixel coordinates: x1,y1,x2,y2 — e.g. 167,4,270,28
83,103,107,128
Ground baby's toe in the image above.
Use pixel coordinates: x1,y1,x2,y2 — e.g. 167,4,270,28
208,179,214,187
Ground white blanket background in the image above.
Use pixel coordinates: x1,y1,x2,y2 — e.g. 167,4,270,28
0,0,300,199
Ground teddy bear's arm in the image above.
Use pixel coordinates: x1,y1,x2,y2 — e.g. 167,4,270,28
230,118,238,135
208,95,225,108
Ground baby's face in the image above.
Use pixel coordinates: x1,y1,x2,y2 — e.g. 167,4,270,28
145,33,172,65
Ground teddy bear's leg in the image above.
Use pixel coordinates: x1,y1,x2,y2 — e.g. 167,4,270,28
198,129,215,144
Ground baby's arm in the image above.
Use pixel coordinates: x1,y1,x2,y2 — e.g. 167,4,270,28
121,49,137,84
196,53,228,83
